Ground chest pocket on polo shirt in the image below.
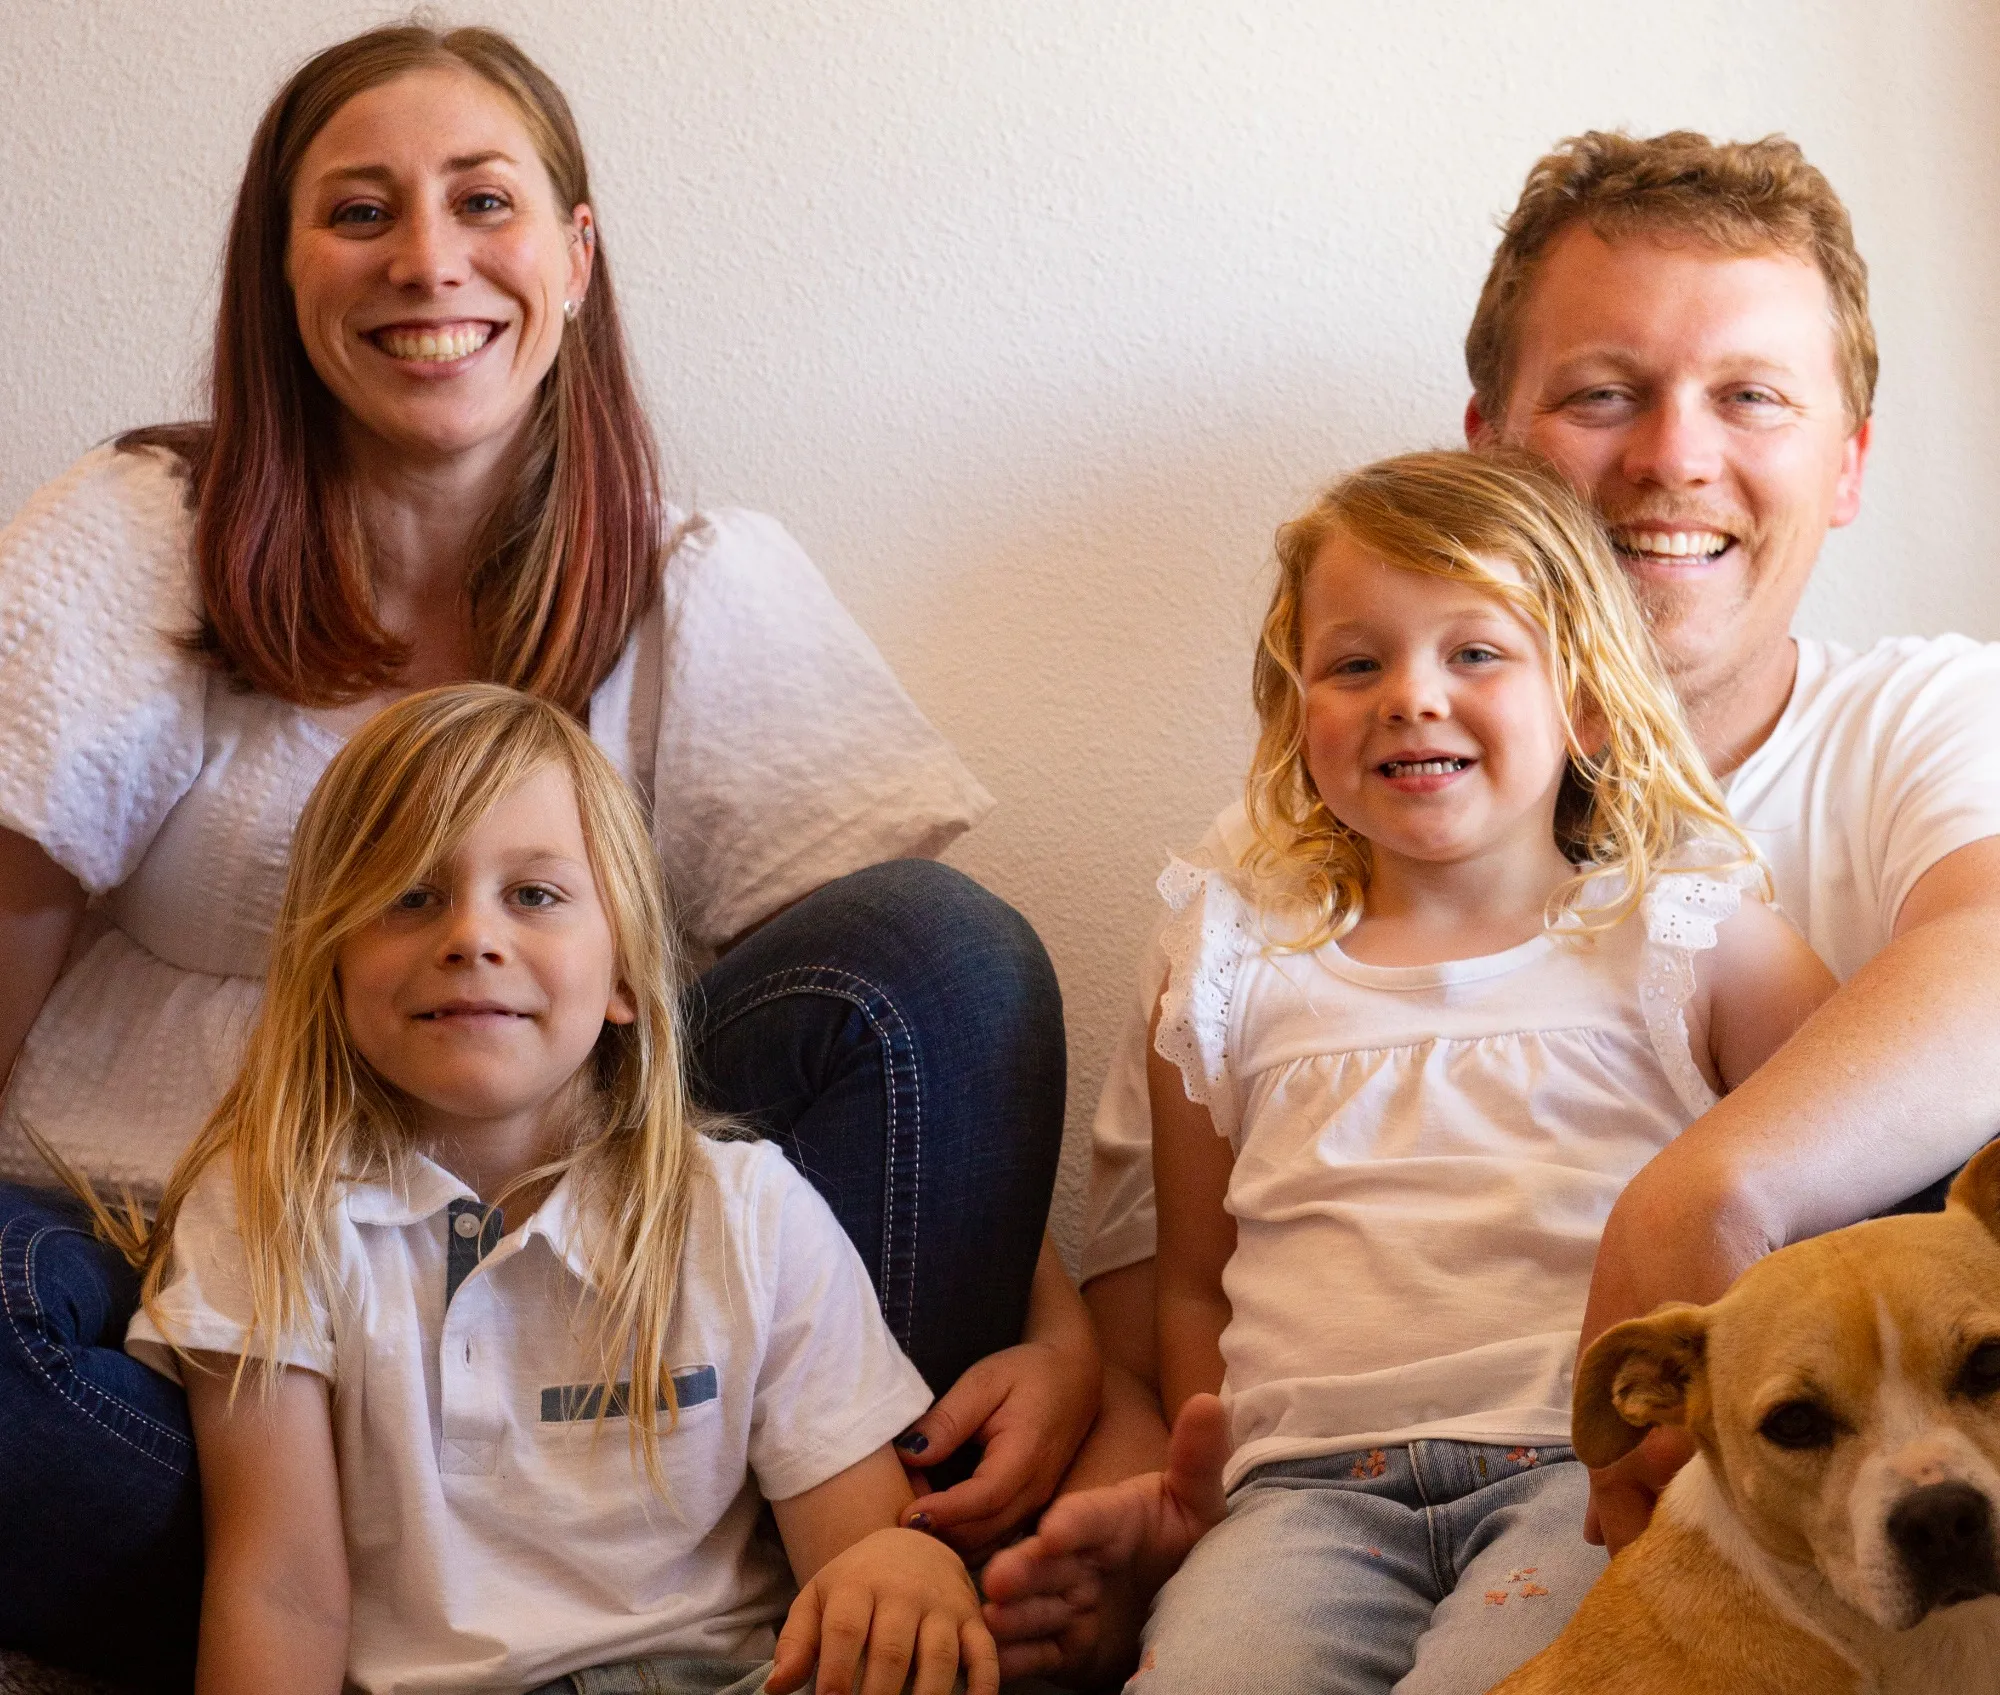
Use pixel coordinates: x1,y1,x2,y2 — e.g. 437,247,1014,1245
539,1365,719,1426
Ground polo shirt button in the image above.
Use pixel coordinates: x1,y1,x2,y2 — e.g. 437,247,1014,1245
454,1213,481,1239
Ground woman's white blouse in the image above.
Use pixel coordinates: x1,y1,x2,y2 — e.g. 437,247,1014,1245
0,445,992,1197
1152,855,1757,1489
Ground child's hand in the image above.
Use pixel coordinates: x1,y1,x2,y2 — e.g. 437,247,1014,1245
768,1525,999,1695
979,1392,1229,1685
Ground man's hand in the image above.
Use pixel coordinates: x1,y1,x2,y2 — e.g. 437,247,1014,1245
979,1392,1229,1685
1584,1426,1696,1555
768,1526,998,1695
1574,1136,1773,1546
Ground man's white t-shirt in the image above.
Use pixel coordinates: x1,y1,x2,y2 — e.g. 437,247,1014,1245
129,1135,934,1695
1081,634,2000,1282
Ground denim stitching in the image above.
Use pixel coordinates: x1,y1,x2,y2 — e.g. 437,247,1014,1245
0,1215,193,1473
1409,1442,1454,1598
700,965,922,1346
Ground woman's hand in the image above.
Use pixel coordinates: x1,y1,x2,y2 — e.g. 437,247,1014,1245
896,1236,1101,1557
767,1526,998,1695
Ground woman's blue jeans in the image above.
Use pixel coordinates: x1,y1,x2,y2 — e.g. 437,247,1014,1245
0,860,1065,1687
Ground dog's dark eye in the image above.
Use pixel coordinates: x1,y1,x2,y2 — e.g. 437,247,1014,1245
1759,1399,1838,1451
1955,1340,2000,1399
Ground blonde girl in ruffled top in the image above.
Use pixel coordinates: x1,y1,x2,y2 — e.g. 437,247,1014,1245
1111,452,1836,1695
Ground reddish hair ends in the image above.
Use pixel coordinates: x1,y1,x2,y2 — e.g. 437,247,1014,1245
122,24,661,715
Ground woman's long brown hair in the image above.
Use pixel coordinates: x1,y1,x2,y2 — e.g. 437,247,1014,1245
122,25,662,715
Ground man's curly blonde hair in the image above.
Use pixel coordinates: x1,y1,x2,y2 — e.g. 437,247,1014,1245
1466,129,1876,428
1246,450,1757,945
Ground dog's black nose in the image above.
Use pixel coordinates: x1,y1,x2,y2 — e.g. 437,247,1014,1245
1887,1482,2000,1615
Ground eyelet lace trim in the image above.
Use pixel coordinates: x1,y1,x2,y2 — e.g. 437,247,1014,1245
1638,856,1766,1118
1153,856,1251,1141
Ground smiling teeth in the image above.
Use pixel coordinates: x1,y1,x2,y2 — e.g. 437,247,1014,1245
1383,759,1468,776
376,324,494,362
1618,530,1731,559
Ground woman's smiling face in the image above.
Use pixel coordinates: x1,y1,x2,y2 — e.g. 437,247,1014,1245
287,64,592,472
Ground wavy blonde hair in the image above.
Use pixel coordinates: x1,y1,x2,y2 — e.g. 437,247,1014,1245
88,685,713,1481
1246,449,1757,944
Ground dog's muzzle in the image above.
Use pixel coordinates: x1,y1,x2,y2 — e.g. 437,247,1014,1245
1887,1481,2000,1617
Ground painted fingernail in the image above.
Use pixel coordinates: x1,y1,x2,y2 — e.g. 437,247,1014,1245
894,1430,929,1454
909,1511,933,1531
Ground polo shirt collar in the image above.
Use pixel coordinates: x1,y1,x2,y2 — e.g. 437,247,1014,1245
343,1151,602,1288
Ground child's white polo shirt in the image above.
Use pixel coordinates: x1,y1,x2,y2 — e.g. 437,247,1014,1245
128,1135,933,1695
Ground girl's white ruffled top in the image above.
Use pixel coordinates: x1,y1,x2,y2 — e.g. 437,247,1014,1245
1153,849,1761,1490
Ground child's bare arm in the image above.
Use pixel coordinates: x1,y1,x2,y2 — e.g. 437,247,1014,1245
768,1445,997,1695
183,1352,348,1695
1148,987,1236,1424
1700,896,1839,1092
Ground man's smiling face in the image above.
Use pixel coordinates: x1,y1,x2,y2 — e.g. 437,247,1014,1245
1482,223,1869,707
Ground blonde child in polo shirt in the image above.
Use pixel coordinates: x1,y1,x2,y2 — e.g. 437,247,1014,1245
106,685,996,1695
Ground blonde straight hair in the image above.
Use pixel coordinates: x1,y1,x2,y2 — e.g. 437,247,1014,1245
1246,449,1758,945
110,685,713,1479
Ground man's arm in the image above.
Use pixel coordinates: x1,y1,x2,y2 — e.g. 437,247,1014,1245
1582,836,2000,1548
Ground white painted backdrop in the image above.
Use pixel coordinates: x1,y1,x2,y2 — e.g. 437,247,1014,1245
5,1,1998,1260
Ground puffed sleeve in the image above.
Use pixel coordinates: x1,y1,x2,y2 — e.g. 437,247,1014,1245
1083,805,1258,1280
1152,858,1258,1147
0,444,207,892
648,509,995,952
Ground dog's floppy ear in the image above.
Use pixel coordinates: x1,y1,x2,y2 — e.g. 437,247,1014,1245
1573,1304,1709,1468
1947,1139,2000,1242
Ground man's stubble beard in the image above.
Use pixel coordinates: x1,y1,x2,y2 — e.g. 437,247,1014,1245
1625,567,1756,729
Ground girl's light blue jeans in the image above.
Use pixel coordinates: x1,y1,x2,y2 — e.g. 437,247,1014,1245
1128,1442,1607,1695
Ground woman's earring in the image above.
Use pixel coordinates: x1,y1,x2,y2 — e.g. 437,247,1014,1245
563,299,579,323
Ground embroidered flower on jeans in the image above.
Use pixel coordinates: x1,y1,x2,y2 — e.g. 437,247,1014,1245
1506,1446,1541,1467
1349,1449,1388,1479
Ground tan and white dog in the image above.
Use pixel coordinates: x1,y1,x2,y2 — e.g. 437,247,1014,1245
1493,1142,2000,1694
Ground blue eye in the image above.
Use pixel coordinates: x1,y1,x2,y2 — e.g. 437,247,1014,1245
331,202,388,228
1455,645,1503,665
391,887,434,912
513,884,560,910
462,191,509,215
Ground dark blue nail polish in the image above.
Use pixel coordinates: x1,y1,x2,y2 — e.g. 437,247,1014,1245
909,1511,933,1532
894,1430,929,1455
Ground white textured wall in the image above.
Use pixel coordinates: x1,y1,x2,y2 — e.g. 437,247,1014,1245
5,1,1998,1261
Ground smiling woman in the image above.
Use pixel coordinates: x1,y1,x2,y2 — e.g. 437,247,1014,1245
0,23,1083,1691
123,27,652,709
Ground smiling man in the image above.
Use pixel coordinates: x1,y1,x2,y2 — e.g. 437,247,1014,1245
1464,131,2000,1558
985,130,2000,1689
